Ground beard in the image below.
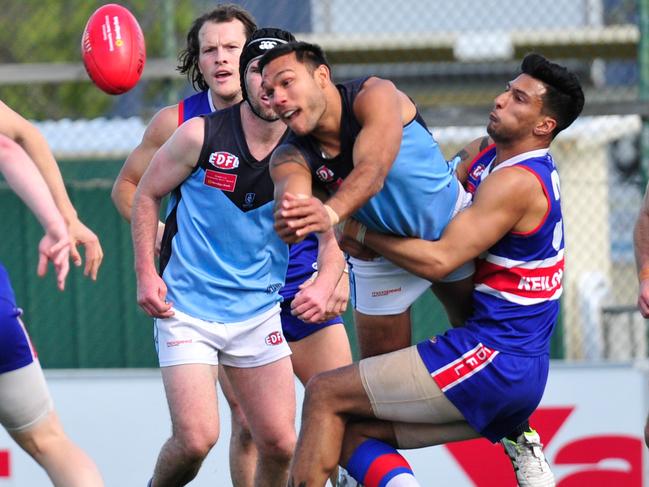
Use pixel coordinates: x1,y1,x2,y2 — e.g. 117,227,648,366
248,98,280,122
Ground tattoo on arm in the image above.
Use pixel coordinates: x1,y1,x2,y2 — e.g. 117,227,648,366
270,144,309,169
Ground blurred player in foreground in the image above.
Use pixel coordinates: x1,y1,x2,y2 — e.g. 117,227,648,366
286,53,583,487
0,100,103,279
0,134,104,486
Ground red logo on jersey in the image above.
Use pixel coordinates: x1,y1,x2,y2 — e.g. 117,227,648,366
265,331,284,346
204,169,237,192
315,165,335,183
208,151,239,170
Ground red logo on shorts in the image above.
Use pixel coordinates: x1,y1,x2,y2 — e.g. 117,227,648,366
265,331,284,346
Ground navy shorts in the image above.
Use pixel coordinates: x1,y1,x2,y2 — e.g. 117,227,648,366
280,299,343,342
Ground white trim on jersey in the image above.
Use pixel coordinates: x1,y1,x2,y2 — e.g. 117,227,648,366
475,283,564,305
490,148,550,173
481,248,564,270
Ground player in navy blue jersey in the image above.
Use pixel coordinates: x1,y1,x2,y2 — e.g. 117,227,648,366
113,8,352,485
130,26,346,487
259,40,475,369
0,134,104,486
285,53,583,487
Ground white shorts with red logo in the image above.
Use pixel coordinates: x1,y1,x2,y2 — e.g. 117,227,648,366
154,304,291,368
349,256,475,315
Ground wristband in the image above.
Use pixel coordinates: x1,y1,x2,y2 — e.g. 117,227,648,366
323,204,340,226
640,268,649,281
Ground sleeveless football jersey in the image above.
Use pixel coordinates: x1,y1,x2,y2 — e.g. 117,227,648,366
159,103,289,322
176,90,320,303
285,77,459,240
415,145,564,441
422,144,563,360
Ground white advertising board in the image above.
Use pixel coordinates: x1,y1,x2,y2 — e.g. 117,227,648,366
0,362,646,486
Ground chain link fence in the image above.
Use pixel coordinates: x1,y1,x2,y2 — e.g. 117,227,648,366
0,0,645,365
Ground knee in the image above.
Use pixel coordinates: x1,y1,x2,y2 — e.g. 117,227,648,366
174,425,219,461
255,431,296,464
14,417,66,459
303,372,337,412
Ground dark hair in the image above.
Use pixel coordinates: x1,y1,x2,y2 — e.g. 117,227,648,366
258,41,331,75
177,4,257,92
239,28,296,101
521,53,585,137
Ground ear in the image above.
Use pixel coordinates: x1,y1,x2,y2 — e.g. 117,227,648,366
534,116,557,137
315,64,330,88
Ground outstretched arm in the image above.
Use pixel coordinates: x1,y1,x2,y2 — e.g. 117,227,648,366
324,78,405,223
132,117,202,318
634,181,649,317
0,99,102,280
0,135,70,290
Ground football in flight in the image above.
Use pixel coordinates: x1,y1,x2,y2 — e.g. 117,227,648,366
81,3,146,95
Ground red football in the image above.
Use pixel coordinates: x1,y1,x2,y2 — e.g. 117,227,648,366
81,4,146,95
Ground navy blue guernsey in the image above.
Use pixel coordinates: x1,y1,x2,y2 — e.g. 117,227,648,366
159,102,289,322
285,77,459,240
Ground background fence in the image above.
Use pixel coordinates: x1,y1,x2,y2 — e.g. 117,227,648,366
0,0,645,366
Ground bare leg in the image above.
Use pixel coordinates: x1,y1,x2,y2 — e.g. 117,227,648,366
289,364,372,486
220,368,257,487
432,276,474,328
151,364,219,487
290,324,352,385
354,309,411,358
224,357,296,487
290,323,353,485
11,411,104,487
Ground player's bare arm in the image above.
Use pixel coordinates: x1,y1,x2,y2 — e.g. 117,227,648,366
292,228,346,322
345,167,542,281
132,118,203,318
453,135,492,185
112,104,180,221
0,100,103,279
270,143,316,242
324,78,405,222
634,181,649,317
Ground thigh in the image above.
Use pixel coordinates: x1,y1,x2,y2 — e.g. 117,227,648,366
431,276,475,328
223,357,296,442
289,323,352,385
0,360,52,431
360,345,466,424
161,363,219,435
354,309,411,358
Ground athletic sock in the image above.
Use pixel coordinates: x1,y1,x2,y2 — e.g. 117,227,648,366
345,438,420,487
506,419,531,441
